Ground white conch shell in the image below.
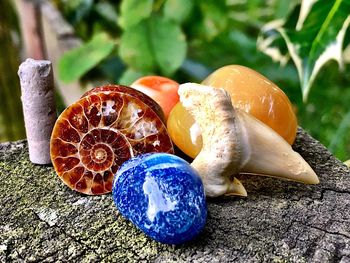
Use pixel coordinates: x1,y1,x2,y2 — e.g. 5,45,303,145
178,83,319,197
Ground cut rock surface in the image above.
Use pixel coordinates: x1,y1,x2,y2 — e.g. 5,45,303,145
1,129,350,262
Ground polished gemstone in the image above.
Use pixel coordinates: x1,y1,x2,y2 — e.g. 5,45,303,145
112,153,207,245
131,76,179,120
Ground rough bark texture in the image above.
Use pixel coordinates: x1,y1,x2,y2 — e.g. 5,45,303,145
0,129,349,262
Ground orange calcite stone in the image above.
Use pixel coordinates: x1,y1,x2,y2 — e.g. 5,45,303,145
131,76,179,120
167,103,203,158
167,65,298,158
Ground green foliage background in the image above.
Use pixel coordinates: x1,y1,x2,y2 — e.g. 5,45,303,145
0,0,25,142
57,0,350,160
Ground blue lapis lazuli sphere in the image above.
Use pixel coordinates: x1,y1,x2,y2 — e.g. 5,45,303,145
112,153,207,245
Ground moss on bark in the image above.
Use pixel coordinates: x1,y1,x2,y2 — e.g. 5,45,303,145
1,129,350,262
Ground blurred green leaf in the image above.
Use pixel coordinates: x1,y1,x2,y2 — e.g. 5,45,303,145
94,2,118,23
257,21,291,66
328,108,350,160
259,0,350,101
58,33,116,83
163,0,193,24
119,16,187,75
65,0,93,24
151,17,187,75
119,0,153,29
96,56,125,83
119,21,156,72
53,0,350,160
272,0,298,20
118,68,145,85
199,1,228,40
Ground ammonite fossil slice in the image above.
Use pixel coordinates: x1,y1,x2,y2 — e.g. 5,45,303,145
50,90,174,195
82,84,165,121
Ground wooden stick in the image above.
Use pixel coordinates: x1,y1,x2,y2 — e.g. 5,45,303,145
18,58,57,164
15,0,46,59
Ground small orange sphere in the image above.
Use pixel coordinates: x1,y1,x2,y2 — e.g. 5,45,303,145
167,65,298,158
131,76,179,120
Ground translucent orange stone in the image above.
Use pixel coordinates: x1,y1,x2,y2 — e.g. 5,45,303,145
131,76,179,120
167,103,203,158
167,65,298,158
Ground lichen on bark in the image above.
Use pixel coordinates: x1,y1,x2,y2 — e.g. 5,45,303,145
0,129,350,262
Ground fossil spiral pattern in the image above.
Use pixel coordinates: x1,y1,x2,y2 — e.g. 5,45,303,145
82,84,165,121
50,89,174,195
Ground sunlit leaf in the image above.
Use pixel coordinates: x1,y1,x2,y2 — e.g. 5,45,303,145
58,33,116,83
259,0,350,101
344,159,350,167
345,43,350,63
119,16,187,75
119,22,156,73
163,0,193,24
257,20,290,66
150,17,187,75
118,0,153,29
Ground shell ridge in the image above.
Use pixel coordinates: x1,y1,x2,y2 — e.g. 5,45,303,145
62,170,85,186
74,103,89,133
89,94,103,128
75,176,92,194
53,157,80,173
62,116,84,143
53,136,79,147
79,99,92,131
51,85,174,195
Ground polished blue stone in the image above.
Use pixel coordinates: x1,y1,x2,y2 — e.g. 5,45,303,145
112,153,207,245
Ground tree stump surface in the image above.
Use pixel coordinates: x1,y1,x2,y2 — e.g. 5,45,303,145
0,129,349,262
